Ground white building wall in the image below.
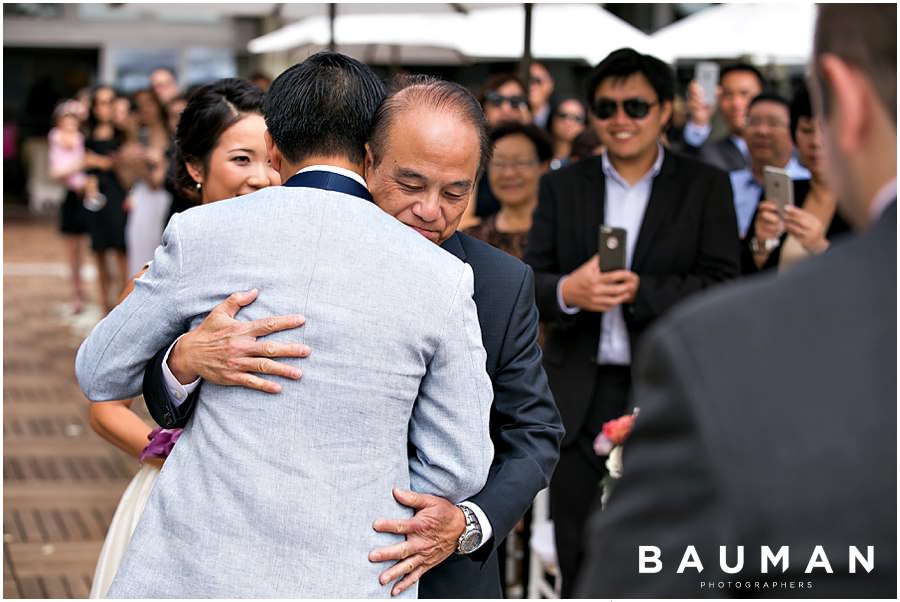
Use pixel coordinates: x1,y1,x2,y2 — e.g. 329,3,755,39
4,5,255,87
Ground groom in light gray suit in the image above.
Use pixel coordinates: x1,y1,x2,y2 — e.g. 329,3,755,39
75,52,494,598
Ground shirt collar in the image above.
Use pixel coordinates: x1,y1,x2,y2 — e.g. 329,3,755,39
739,168,761,189
296,165,368,189
730,135,749,159
870,178,897,221
600,143,665,186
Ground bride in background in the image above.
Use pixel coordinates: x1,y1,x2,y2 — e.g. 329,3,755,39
87,78,277,598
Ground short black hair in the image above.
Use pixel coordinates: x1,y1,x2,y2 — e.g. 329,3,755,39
264,51,386,165
489,121,553,164
174,78,265,202
789,83,813,144
719,62,767,90
585,48,674,105
370,74,492,180
748,92,790,115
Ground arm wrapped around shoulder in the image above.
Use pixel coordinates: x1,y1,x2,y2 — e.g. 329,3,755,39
408,263,494,503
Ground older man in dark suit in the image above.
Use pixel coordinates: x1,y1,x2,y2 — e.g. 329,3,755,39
576,4,896,598
141,75,564,598
522,47,741,596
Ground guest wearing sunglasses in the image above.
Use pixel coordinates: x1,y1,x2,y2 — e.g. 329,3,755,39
461,74,534,229
547,96,587,169
478,73,532,127
523,47,740,597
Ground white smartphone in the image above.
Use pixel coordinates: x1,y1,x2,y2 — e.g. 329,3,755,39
763,165,794,217
695,61,720,106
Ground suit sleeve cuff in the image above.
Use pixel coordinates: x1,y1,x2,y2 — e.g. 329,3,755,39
557,276,581,315
459,501,493,551
683,120,712,147
162,334,201,408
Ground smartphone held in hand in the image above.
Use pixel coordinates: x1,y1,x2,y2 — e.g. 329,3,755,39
695,61,720,106
763,165,794,217
598,226,627,272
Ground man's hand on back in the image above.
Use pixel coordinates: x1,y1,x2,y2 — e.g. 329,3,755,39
369,488,467,596
168,288,310,393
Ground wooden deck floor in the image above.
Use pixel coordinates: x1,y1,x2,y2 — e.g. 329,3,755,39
4,213,144,598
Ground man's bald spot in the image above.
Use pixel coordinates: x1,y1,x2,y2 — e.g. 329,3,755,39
368,76,491,179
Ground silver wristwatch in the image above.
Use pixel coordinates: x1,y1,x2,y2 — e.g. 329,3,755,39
455,504,482,555
750,236,780,255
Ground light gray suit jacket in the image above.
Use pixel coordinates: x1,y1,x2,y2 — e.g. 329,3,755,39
75,183,494,598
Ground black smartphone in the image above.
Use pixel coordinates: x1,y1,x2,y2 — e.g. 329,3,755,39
598,225,627,272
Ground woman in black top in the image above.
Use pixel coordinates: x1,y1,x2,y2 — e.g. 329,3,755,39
83,85,129,312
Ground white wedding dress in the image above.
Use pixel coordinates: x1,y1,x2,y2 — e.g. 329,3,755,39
125,181,171,277
89,463,161,598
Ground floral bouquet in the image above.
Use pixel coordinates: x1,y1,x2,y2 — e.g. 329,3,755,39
593,409,639,507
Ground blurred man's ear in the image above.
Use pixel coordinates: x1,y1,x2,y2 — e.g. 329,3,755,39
265,130,283,173
818,54,867,156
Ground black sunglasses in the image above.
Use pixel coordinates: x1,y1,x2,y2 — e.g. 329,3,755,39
591,97,658,120
485,91,529,110
555,111,585,124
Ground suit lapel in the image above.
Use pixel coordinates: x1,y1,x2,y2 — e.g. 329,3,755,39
441,232,467,263
632,152,676,271
725,138,746,171
580,158,605,260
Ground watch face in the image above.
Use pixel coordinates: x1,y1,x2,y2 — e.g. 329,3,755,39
459,530,479,553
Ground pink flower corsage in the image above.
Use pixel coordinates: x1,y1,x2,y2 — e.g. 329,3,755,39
593,412,638,456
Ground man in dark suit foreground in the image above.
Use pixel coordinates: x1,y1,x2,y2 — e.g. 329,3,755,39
522,47,740,596
576,4,897,598
142,75,564,598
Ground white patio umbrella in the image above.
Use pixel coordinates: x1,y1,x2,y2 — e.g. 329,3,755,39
460,4,654,64
248,10,468,57
650,3,817,65
248,4,653,66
